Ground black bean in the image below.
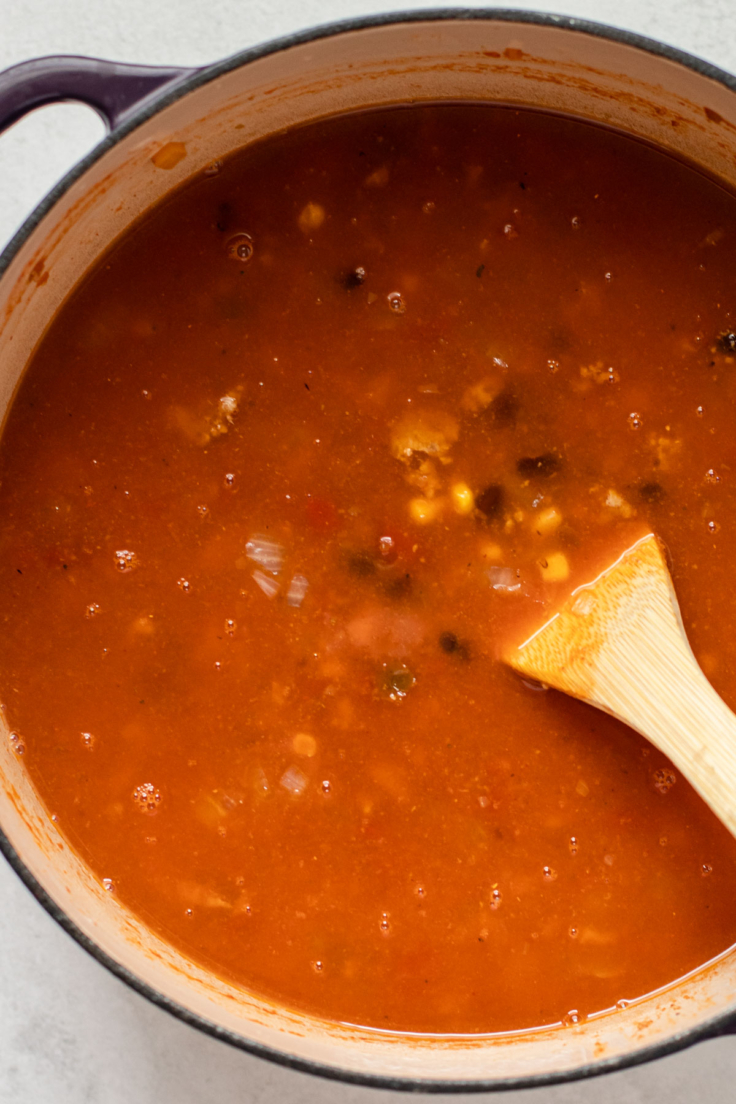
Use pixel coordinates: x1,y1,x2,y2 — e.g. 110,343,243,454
488,390,518,428
476,483,504,518
639,481,665,505
547,327,574,355
340,266,366,290
385,574,412,600
346,551,376,577
717,330,736,353
439,631,470,661
517,453,561,478
216,202,233,232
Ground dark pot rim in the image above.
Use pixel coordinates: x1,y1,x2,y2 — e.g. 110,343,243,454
1,7,735,1092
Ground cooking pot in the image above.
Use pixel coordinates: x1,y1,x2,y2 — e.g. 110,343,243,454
1,9,736,1091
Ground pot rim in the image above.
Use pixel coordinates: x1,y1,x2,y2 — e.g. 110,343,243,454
2,7,736,1091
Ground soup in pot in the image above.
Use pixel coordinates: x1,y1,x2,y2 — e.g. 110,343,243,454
1,104,736,1034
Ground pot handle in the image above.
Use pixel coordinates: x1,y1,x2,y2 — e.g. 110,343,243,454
0,55,195,135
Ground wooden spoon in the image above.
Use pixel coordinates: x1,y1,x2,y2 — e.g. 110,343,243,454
505,532,736,838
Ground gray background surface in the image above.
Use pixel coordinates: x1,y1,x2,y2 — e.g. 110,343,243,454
1,0,736,1100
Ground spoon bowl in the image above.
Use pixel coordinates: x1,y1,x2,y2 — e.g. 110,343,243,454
505,532,736,839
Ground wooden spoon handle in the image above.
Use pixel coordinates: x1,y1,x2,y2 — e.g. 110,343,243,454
509,534,736,837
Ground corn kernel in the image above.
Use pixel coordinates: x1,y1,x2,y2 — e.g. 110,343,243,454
538,551,570,582
461,377,499,413
409,497,442,523
293,733,317,757
534,506,562,535
480,542,503,562
605,489,634,519
451,482,475,515
298,202,325,233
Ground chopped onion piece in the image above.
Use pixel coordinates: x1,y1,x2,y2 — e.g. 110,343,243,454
280,766,308,795
487,566,522,593
253,570,279,598
286,574,309,607
245,535,283,574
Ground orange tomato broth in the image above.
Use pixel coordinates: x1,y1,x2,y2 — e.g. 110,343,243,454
1,103,736,1036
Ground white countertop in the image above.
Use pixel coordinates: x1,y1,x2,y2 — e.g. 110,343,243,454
2,1,736,1100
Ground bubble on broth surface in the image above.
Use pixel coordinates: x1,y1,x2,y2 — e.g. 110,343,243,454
226,233,254,263
133,782,161,814
114,549,138,572
654,768,676,794
9,731,24,755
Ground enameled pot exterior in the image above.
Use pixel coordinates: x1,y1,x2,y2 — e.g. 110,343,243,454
2,10,736,1091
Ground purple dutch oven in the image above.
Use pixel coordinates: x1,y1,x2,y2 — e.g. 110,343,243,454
1,9,736,1092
